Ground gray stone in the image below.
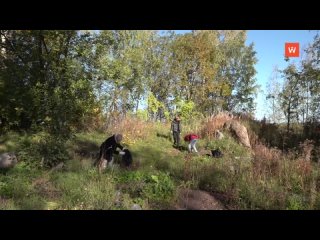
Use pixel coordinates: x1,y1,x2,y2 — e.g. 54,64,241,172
224,120,251,148
131,204,142,210
0,152,18,169
215,130,224,140
177,189,225,210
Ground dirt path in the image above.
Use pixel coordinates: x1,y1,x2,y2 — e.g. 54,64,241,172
175,189,226,210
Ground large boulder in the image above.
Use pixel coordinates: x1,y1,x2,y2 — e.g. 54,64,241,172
223,120,251,148
0,152,18,169
176,189,225,210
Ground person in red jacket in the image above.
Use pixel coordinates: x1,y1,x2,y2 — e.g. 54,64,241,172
184,133,200,153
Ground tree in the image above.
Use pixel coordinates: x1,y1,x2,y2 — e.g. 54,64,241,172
279,64,302,133
0,30,99,136
169,30,258,116
93,30,155,126
301,32,320,123
266,66,285,123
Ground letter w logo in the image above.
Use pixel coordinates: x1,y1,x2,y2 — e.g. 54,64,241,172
285,43,300,57
288,47,296,53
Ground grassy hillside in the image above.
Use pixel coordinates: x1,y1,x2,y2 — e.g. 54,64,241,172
1,118,320,210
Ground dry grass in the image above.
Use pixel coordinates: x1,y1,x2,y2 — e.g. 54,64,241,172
109,117,154,146
200,112,233,140
253,143,282,162
32,175,61,199
294,159,312,176
252,138,315,190
252,143,282,177
299,139,314,162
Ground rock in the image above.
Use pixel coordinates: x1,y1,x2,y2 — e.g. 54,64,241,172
0,152,18,169
49,162,64,172
131,204,142,210
215,130,224,140
177,189,225,210
115,191,122,207
224,120,251,148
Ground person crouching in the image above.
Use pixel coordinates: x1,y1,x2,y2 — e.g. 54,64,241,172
184,133,200,153
94,133,126,173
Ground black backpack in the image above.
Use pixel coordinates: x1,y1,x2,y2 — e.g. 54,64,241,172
211,149,223,158
121,149,133,167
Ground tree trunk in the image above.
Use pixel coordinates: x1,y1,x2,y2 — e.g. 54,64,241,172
287,103,291,134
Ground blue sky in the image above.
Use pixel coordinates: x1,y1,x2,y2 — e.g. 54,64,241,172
174,30,318,120
246,30,317,120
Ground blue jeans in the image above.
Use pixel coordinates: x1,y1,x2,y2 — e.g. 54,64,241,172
188,139,198,153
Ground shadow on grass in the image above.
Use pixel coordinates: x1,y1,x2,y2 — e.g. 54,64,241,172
0,135,9,144
131,142,184,174
172,145,189,153
73,140,100,158
15,196,48,210
197,166,236,209
156,132,171,140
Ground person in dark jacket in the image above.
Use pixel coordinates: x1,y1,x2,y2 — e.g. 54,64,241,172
94,133,125,171
171,116,182,147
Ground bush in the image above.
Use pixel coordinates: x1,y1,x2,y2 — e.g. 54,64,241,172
37,136,70,168
286,194,307,210
0,174,33,199
142,172,175,202
3,132,70,169
136,110,148,121
198,168,231,193
18,133,69,168
115,171,176,207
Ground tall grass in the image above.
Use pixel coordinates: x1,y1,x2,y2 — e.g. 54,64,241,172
109,117,154,147
200,112,233,140
2,116,320,209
